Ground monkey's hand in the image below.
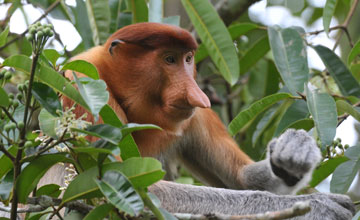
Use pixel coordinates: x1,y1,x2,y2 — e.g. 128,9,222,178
241,129,321,194
268,129,321,192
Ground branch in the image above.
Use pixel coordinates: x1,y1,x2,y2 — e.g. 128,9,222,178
0,143,15,161
0,196,93,214
332,0,359,50
0,0,61,52
217,0,262,26
172,201,311,220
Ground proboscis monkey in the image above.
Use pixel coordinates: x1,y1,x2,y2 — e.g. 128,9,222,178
63,23,354,219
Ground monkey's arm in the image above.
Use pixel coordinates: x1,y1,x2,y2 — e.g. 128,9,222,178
179,108,321,194
149,180,355,220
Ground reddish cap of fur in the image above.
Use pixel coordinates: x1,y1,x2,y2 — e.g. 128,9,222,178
105,22,198,50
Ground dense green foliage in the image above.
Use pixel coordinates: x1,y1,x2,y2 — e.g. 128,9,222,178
0,0,360,219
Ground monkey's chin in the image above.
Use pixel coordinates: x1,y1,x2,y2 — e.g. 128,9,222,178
167,105,195,120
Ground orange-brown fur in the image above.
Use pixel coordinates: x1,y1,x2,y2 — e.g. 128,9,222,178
64,22,253,188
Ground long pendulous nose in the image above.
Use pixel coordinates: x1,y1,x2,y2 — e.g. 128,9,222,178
186,78,211,108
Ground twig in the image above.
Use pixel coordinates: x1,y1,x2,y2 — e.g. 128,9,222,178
1,107,17,124
173,201,311,220
332,0,359,50
0,143,15,161
0,196,93,214
354,200,360,206
0,0,61,52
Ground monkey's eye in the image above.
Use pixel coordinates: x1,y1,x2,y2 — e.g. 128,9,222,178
165,55,176,64
185,55,192,63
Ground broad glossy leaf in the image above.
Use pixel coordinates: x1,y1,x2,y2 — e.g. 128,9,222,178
330,145,360,193
149,0,162,23
350,64,360,82
279,118,314,134
336,100,360,121
0,146,16,179
43,49,61,67
95,171,144,216
109,0,121,33
348,39,360,65
310,157,348,187
313,45,360,97
83,203,114,220
73,74,109,119
63,158,163,203
0,26,9,47
305,85,337,148
240,35,270,74
274,100,309,136
228,93,292,136
32,82,62,117
129,0,148,23
105,157,165,188
0,87,10,107
99,105,141,159
38,108,59,138
182,0,239,85
268,26,309,95
86,0,111,45
17,154,72,203
72,147,113,155
3,55,88,109
36,184,61,198
0,170,13,201
195,23,258,63
323,0,338,35
72,0,94,49
62,60,99,80
73,123,159,145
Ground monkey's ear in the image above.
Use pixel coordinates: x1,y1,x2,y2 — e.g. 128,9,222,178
109,39,125,55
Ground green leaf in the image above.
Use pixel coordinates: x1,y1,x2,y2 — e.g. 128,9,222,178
348,39,360,65
16,154,72,203
95,171,144,216
99,105,141,159
38,108,59,139
129,0,148,23
336,100,360,121
0,26,10,47
32,82,62,117
350,64,360,82
274,100,309,136
310,157,348,187
279,118,314,134
182,0,239,85
330,145,360,193
240,35,270,74
195,23,258,63
62,158,164,203
0,146,17,179
305,85,337,148
83,203,114,220
100,104,124,127
72,74,109,119
36,184,61,198
228,93,292,136
73,123,159,145
43,49,61,67
106,157,165,188
313,45,360,97
149,0,163,23
3,55,88,110
0,87,10,107
72,147,113,155
109,0,121,33
72,0,94,49
86,0,111,45
268,26,309,95
62,60,99,80
323,0,338,35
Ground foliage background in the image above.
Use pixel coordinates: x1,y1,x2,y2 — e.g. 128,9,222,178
0,0,360,219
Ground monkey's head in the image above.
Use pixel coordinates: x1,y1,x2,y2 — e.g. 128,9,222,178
100,23,210,131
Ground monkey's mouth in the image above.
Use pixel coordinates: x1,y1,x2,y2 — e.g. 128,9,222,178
171,104,194,111
167,104,195,119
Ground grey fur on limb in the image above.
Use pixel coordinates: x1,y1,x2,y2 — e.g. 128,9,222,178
149,181,355,220
172,200,311,220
